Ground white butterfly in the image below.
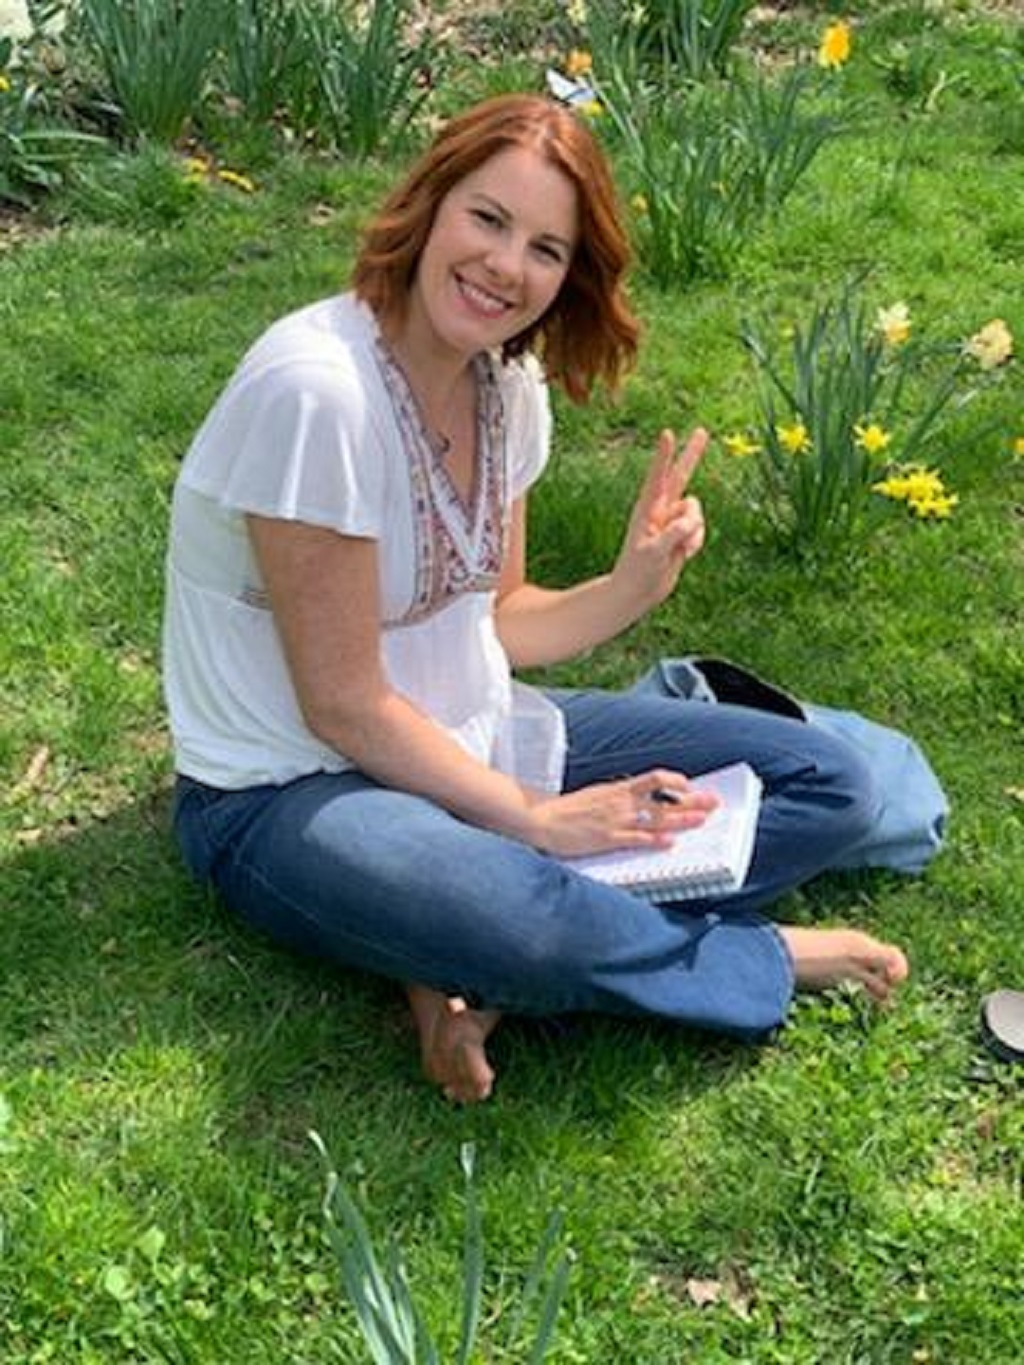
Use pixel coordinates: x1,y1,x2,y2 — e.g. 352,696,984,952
545,68,599,109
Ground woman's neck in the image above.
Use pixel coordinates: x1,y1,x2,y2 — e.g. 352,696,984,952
383,317,476,449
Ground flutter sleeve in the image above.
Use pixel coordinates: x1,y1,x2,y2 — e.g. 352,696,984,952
503,354,554,502
180,349,387,538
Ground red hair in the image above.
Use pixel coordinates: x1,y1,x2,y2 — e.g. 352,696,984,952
352,94,640,403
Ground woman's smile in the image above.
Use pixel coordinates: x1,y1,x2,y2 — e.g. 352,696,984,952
454,272,513,318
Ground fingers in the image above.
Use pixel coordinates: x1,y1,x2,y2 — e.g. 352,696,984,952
636,428,710,542
661,494,706,561
662,426,709,504
617,770,720,846
635,427,678,514
639,426,707,499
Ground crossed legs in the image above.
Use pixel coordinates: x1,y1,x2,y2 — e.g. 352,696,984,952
174,691,910,1105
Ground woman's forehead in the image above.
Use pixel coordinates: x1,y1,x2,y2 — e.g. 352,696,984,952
451,146,578,226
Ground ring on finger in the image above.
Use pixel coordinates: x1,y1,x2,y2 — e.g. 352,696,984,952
635,807,654,828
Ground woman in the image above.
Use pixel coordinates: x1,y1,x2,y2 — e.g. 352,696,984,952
165,95,907,1104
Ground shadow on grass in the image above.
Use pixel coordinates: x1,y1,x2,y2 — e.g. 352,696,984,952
0,783,769,1150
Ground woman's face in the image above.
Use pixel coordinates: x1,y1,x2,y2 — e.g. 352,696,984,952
404,144,579,365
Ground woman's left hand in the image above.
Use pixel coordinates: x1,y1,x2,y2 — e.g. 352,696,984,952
611,427,708,612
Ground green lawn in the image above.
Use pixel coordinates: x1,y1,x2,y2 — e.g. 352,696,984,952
2,2,1022,1361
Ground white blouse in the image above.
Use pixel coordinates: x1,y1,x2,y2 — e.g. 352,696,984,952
163,293,567,793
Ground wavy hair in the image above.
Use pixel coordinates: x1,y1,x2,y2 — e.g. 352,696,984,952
352,95,640,403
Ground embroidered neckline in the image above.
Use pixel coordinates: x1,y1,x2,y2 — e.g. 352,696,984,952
373,338,508,628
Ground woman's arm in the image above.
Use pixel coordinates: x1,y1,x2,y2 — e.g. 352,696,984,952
247,515,538,839
495,428,708,669
246,514,716,856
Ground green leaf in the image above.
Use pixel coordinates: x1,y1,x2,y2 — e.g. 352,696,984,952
136,1226,166,1264
102,1263,135,1303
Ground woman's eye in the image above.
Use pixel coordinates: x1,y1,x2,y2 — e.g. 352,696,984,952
472,208,501,228
535,242,565,265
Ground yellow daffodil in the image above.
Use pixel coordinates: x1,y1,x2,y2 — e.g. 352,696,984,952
578,99,603,118
183,155,211,177
566,49,592,79
776,421,812,455
906,471,947,502
567,0,588,25
909,491,958,520
818,20,852,70
631,192,649,215
872,465,945,501
724,432,761,458
217,169,257,193
0,75,11,94
873,464,958,519
1013,436,1024,461
876,301,912,347
964,318,1013,370
854,421,892,456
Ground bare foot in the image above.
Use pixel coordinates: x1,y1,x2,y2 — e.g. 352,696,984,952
779,927,909,1004
406,985,502,1104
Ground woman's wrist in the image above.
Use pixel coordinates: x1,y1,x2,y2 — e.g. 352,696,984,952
607,558,661,624
493,786,549,848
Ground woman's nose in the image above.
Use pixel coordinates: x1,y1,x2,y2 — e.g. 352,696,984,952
484,235,525,283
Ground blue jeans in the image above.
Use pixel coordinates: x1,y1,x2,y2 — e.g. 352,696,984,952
173,690,880,1040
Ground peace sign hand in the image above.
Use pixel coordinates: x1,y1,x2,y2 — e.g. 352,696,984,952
612,427,709,614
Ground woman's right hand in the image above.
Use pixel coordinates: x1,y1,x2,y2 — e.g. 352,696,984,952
523,769,719,859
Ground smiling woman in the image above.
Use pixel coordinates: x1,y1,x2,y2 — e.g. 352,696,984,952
376,144,580,495
164,94,908,1106
353,93,639,403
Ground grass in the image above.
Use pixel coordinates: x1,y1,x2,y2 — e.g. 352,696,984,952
1,1,1023,1360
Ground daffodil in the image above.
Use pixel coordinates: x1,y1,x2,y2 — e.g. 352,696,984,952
904,470,947,502
567,0,588,26
0,74,10,94
724,432,761,458
183,155,211,177
964,318,1013,370
873,464,959,519
909,491,958,520
631,192,648,215
876,301,911,347
566,49,592,79
1013,436,1024,461
776,421,812,455
578,99,603,118
217,169,257,193
818,20,852,70
854,421,892,456
873,464,952,510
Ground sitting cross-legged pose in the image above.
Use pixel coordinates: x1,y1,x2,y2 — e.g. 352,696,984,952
164,94,908,1104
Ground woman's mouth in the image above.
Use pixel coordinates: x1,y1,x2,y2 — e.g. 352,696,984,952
456,274,512,319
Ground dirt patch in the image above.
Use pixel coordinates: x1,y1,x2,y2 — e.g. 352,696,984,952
0,203,57,252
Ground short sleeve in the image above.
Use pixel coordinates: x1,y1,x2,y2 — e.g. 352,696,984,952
180,350,386,539
503,355,553,501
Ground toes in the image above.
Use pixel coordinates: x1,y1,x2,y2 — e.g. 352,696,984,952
858,946,909,1003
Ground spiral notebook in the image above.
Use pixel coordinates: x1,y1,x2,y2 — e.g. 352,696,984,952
566,762,762,904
